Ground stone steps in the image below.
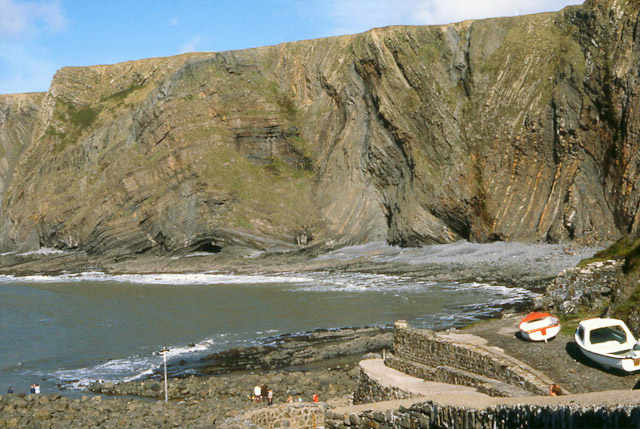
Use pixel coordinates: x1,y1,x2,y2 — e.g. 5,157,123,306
386,356,534,397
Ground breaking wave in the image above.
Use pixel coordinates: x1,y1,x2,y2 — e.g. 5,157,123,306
2,269,536,391
0,272,313,285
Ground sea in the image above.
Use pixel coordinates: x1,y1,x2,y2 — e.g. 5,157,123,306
0,267,536,396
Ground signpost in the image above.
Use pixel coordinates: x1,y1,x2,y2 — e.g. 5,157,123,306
161,347,168,403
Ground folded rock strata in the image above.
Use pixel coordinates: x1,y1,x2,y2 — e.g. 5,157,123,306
0,0,637,257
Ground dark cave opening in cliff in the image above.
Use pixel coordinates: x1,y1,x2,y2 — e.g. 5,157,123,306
194,242,222,253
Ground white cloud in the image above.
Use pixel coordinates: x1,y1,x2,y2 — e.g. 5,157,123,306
169,18,180,26
0,0,66,93
178,36,202,54
0,42,58,93
323,0,584,35
0,0,66,39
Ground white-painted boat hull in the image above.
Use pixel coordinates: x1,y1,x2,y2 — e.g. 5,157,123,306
574,318,640,373
519,313,560,342
577,347,640,372
520,324,561,342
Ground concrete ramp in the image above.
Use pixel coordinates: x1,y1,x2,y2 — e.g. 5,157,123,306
389,326,557,396
359,358,490,399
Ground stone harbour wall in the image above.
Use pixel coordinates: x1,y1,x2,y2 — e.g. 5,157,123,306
325,401,640,428
386,355,520,397
352,367,415,405
388,326,550,396
247,403,327,429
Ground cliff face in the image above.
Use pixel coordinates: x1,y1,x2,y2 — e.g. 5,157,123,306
0,0,638,256
0,93,44,207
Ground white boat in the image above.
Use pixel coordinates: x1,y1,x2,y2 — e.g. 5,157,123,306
518,312,560,342
574,318,640,372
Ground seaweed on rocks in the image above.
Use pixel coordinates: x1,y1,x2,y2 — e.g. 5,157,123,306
160,326,393,377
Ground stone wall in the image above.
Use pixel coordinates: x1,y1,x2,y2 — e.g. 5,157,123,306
248,403,327,428
388,327,551,396
352,367,415,405
331,322,640,428
325,401,640,428
386,355,524,397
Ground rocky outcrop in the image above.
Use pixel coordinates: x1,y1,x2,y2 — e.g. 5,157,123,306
0,0,639,257
0,392,221,428
538,256,640,335
195,327,392,376
0,365,356,428
536,259,623,315
87,366,357,403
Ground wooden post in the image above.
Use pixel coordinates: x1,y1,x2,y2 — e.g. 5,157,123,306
162,347,168,403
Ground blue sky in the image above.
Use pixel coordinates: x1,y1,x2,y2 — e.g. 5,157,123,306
1,0,583,95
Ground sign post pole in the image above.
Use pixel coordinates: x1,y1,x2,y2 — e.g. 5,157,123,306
162,347,168,403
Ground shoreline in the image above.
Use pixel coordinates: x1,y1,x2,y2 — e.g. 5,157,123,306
0,241,618,427
4,313,639,427
1,241,604,394
0,241,603,289
88,309,640,400
51,308,640,402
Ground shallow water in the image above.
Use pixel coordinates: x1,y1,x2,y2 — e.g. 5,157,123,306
0,271,534,395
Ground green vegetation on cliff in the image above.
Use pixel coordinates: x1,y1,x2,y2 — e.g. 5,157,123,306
572,234,640,327
0,0,638,257
580,235,640,273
